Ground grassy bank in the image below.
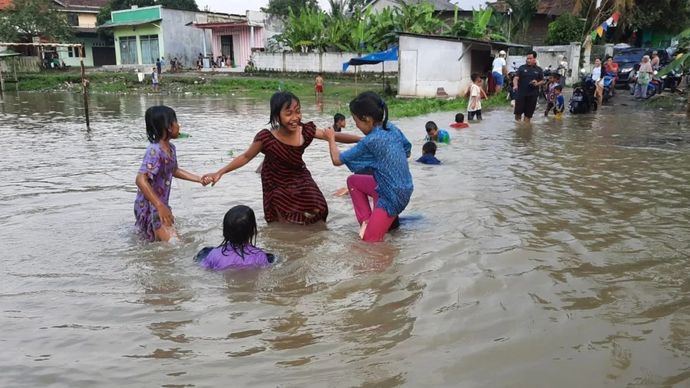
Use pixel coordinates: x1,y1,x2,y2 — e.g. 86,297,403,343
11,70,510,118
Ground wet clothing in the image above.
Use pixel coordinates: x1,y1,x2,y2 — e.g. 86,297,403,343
555,95,565,113
340,123,413,217
449,122,469,129
347,174,398,242
134,143,177,241
196,245,274,270
425,129,450,144
416,154,441,165
515,64,544,98
514,64,543,119
254,122,328,224
468,110,482,120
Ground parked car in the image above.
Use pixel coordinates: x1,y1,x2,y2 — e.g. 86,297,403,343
613,48,670,86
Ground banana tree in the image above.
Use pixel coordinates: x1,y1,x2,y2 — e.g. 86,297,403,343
658,28,690,111
275,7,327,52
448,8,508,41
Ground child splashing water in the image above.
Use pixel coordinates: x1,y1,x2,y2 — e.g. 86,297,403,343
204,91,359,225
196,205,275,270
324,91,413,242
134,106,206,242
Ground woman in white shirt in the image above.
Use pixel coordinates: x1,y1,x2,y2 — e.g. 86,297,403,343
590,57,605,108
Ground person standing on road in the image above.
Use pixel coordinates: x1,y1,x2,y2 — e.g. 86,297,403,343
512,50,544,123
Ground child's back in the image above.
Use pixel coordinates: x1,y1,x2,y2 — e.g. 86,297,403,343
196,205,274,270
197,245,273,270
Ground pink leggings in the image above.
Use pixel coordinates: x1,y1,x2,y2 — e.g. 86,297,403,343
347,174,396,242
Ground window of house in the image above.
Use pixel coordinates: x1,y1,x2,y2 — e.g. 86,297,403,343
67,13,79,26
119,36,138,65
139,35,160,65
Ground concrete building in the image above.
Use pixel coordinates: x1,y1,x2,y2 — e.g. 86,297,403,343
0,0,116,67
99,5,212,68
398,32,524,98
99,5,265,70
56,0,116,67
488,0,576,45
189,12,265,71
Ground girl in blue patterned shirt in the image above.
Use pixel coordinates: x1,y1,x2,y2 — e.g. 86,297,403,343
324,92,413,242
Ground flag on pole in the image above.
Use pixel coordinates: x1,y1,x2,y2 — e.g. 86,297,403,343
596,26,604,37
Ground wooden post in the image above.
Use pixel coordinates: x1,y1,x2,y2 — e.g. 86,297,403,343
0,68,4,103
79,45,90,130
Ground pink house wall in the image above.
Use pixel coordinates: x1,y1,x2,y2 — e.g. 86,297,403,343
211,26,264,68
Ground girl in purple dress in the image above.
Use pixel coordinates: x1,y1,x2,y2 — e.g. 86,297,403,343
134,106,206,242
196,205,275,270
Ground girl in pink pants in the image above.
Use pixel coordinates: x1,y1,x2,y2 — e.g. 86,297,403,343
324,92,413,242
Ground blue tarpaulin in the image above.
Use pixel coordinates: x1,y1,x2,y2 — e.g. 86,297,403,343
342,46,399,72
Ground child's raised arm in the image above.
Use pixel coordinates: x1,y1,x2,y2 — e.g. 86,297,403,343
314,127,360,143
205,140,263,186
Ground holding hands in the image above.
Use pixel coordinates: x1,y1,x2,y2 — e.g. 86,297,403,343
201,172,221,186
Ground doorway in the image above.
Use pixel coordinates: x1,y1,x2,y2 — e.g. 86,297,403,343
221,35,234,65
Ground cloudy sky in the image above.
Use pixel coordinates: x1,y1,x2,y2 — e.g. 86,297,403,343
195,0,486,14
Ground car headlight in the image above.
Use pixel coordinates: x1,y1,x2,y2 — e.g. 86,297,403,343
621,67,633,73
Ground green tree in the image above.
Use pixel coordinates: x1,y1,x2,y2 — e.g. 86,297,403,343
262,0,320,18
157,0,199,11
0,0,73,42
629,0,690,34
275,7,326,52
97,0,155,29
657,28,690,111
545,14,586,45
504,0,538,43
448,8,507,41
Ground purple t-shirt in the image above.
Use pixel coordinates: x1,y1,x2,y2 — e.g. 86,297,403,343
197,245,273,270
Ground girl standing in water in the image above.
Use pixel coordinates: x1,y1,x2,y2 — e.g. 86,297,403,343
324,91,413,242
135,106,206,241
204,91,359,225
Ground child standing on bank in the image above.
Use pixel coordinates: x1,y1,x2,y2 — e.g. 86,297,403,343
468,73,486,121
134,106,206,242
151,67,159,92
324,91,413,242
196,205,275,270
204,91,359,225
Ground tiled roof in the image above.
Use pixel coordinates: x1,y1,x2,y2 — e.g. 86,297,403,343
0,0,13,10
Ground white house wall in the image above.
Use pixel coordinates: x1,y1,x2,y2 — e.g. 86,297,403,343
161,8,212,67
398,35,471,98
252,52,398,73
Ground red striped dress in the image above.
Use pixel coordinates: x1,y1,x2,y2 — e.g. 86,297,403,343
254,122,328,224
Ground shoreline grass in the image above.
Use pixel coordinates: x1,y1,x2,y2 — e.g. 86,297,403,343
10,70,510,118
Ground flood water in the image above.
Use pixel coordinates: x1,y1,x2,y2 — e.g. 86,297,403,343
1,91,689,387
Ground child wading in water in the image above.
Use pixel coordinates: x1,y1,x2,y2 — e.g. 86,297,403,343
324,91,413,242
196,205,275,270
134,106,206,241
205,91,359,225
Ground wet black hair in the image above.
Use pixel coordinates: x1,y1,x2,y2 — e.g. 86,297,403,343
527,50,537,58
471,72,481,82
269,91,300,128
334,113,346,125
425,121,438,133
422,141,437,155
349,91,389,130
219,205,258,260
455,113,465,123
555,85,563,91
144,105,177,143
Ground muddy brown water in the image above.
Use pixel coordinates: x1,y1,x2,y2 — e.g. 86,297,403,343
1,92,689,387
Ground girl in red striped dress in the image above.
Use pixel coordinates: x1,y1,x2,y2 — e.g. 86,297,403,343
204,92,359,225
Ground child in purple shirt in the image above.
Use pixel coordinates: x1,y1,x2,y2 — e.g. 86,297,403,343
134,106,205,242
196,205,274,270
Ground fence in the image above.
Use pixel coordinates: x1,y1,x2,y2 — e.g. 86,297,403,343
252,51,399,74
0,56,41,73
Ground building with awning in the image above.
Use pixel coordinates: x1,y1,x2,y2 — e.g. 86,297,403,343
188,12,264,71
